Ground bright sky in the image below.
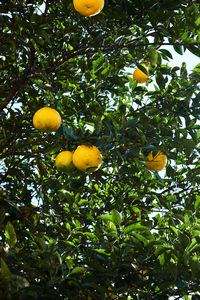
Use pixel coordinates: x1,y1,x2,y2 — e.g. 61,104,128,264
162,46,199,71
154,47,199,177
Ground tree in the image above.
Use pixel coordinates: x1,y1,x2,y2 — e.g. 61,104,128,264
1,0,200,299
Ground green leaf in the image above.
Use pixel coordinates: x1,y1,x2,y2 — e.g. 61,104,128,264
38,29,51,44
156,71,166,90
149,48,159,66
98,214,113,222
192,63,200,73
44,144,61,154
173,45,184,55
170,225,178,235
159,49,173,60
137,64,148,75
65,241,76,247
5,221,17,248
158,253,165,266
78,199,89,206
101,67,110,76
93,249,110,255
188,45,200,57
179,233,190,248
194,195,200,211
65,223,71,232
154,245,169,257
93,56,104,72
111,209,121,226
1,258,12,279
129,78,137,90
186,238,197,253
124,224,148,234
171,66,180,73
195,16,200,26
70,267,86,275
77,232,99,242
191,259,200,277
184,214,190,227
132,232,148,246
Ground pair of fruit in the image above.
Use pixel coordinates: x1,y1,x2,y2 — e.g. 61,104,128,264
55,145,102,173
33,107,102,173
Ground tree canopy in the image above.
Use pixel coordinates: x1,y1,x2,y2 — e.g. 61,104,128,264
1,0,200,299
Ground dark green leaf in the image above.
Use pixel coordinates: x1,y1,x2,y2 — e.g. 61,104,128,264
111,209,121,226
5,221,17,248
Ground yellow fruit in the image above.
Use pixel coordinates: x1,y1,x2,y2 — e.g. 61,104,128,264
133,62,149,84
145,151,167,171
78,290,92,299
133,264,149,281
33,107,61,132
73,145,102,172
138,269,148,281
73,0,104,16
105,287,117,299
55,151,75,173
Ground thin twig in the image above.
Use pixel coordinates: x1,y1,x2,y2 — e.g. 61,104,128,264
42,41,200,76
0,44,35,112
0,148,45,159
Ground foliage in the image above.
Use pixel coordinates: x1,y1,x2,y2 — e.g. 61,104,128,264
1,0,200,299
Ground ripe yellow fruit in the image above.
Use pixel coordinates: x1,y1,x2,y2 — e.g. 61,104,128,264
133,62,149,84
73,145,102,172
73,0,104,16
105,287,117,299
145,151,167,171
132,264,149,282
55,151,75,173
78,290,92,300
138,269,148,280
33,107,61,132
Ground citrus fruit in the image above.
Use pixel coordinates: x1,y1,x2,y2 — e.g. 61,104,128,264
145,151,167,171
138,269,148,281
73,0,104,16
105,287,117,299
78,290,92,299
73,145,102,172
133,62,149,84
33,107,61,132
132,264,149,281
55,151,75,173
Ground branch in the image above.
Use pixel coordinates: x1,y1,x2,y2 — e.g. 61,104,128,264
0,148,45,160
0,44,35,112
44,41,200,75
0,136,62,159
